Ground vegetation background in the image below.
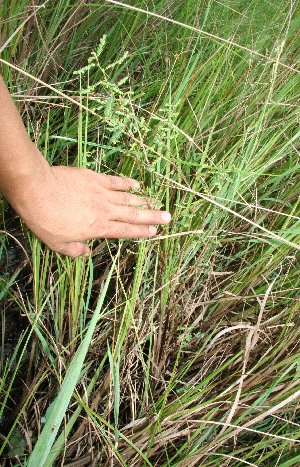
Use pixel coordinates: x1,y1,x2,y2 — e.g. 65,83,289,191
0,0,300,465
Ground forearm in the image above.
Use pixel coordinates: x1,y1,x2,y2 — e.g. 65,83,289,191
0,75,50,205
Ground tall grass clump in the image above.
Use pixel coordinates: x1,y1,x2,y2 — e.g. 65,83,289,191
0,0,300,465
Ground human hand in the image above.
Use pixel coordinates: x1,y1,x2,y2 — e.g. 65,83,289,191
0,75,171,256
14,164,171,257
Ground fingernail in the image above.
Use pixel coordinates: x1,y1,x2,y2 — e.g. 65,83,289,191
149,225,157,235
161,212,171,223
83,251,90,257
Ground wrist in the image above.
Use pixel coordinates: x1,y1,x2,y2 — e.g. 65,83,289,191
2,146,52,217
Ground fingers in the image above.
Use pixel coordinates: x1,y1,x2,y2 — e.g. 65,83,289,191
97,174,140,192
102,222,158,239
109,190,149,207
54,241,90,258
110,205,172,225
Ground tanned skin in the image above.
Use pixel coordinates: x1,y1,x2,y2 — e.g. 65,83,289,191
0,76,171,257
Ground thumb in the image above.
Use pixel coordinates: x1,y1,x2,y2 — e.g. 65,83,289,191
57,241,90,258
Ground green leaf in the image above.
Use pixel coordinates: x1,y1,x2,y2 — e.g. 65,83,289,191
27,254,118,467
278,455,300,467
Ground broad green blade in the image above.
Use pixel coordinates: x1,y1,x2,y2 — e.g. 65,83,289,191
27,254,118,467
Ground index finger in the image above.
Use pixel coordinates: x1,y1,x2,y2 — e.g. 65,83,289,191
98,174,140,192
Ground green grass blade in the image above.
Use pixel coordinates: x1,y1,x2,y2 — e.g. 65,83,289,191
27,253,118,467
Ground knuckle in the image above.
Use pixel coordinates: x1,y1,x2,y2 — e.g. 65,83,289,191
81,167,93,182
122,192,131,206
88,193,97,206
128,207,139,223
155,211,163,223
96,219,110,237
93,199,112,217
137,226,151,238
121,223,132,238
109,176,119,189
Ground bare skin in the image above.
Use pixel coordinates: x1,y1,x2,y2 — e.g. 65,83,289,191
0,76,171,257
